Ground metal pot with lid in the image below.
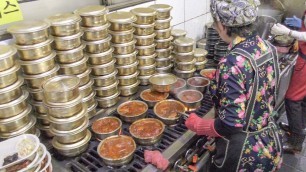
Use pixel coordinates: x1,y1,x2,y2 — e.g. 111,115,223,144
174,37,195,53
74,5,109,27
107,12,137,31
130,8,156,25
149,4,173,19
46,13,81,36
0,45,17,72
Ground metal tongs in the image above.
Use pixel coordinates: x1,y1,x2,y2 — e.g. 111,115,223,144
176,111,190,119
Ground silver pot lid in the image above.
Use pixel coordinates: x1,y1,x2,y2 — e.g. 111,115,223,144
149,4,173,12
131,7,156,16
0,45,16,59
171,29,187,37
174,37,195,46
194,48,208,57
107,12,137,24
46,13,81,26
7,20,50,33
74,5,108,16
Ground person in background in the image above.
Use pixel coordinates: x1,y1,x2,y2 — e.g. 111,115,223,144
271,7,306,153
145,0,283,171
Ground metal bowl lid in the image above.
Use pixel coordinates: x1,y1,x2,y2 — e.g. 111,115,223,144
155,46,172,52
0,45,17,59
149,73,177,86
0,116,36,138
133,22,155,28
59,55,88,68
194,48,208,57
82,22,110,31
137,53,157,59
0,104,31,124
51,118,88,136
156,16,172,23
56,44,85,55
87,47,113,57
15,38,53,50
171,29,187,37
174,37,195,46
119,80,140,89
95,90,120,100
0,76,23,93
53,31,83,40
46,13,81,26
94,80,118,90
112,39,136,47
131,7,156,16
0,90,29,108
7,20,50,33
107,12,136,24
117,70,139,79
116,60,139,69
74,5,108,16
91,69,117,79
52,130,91,150
83,34,111,44
149,4,173,12
155,36,173,42
48,105,86,123
19,51,56,65
43,75,80,93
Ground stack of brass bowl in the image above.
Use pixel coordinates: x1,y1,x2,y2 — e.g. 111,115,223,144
47,12,97,119
149,4,173,74
171,29,187,41
194,48,208,71
0,45,37,139
130,7,157,86
42,75,90,157
173,37,196,79
107,11,140,97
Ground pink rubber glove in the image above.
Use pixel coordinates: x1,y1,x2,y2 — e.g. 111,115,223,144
185,113,201,132
144,150,169,171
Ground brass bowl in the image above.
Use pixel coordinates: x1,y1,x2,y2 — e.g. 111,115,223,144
92,69,118,87
74,5,109,27
96,91,120,108
149,4,172,19
138,63,156,76
23,64,59,89
155,27,172,40
0,45,17,72
155,56,171,68
79,79,94,97
137,53,157,66
19,52,56,75
194,48,208,62
155,46,172,58
154,99,185,125
36,113,50,126
53,32,83,51
55,44,85,64
83,35,112,54
77,68,92,86
156,63,173,73
82,91,96,108
109,28,135,44
174,67,196,79
140,89,169,108
116,60,139,76
87,102,97,119
173,51,194,62
117,100,148,123
130,8,156,25
107,12,137,31
36,124,54,138
0,76,23,104
82,23,110,41
170,77,187,97
42,75,80,104
28,88,44,101
0,116,37,139
95,80,119,97
187,77,210,93
30,100,48,114
87,47,114,65
0,64,20,89
134,33,156,46
155,36,173,49
173,37,195,53
119,80,140,97
176,58,196,71
114,50,138,66
195,60,207,71
112,40,136,55
136,43,156,56
91,116,122,140
133,23,155,36
46,13,82,36
149,73,177,93
171,29,187,40
0,105,31,132
155,17,172,30
90,59,116,76
138,75,151,86
15,38,53,61
177,89,203,109
117,71,139,86
59,55,88,75
0,90,29,119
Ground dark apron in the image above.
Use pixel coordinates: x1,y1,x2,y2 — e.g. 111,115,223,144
209,41,282,172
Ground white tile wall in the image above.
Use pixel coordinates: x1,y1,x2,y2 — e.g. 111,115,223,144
155,0,185,25
185,0,208,20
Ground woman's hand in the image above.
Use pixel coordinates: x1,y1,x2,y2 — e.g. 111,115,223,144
285,16,302,28
144,150,169,171
271,23,291,36
185,113,202,132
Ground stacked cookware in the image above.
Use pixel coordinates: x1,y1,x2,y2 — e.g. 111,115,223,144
131,7,157,85
171,29,187,41
205,22,220,60
173,37,196,79
42,75,91,157
7,20,57,138
194,48,208,71
74,5,111,113
107,11,140,97
149,4,173,73
214,40,229,62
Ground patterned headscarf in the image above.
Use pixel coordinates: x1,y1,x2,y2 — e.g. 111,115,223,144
211,0,261,27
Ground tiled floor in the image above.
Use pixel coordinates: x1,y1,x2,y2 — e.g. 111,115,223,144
278,114,306,172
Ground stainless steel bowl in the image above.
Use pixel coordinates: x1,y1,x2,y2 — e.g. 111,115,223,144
46,13,82,36
138,63,156,76
133,23,155,36
95,80,119,97
155,17,172,30
19,51,56,75
154,99,185,125
83,35,112,54
155,46,172,58
96,91,120,108
36,124,54,138
82,91,96,108
187,77,210,93
138,75,151,86
82,23,110,41
170,77,187,97
90,59,116,76
0,90,29,119
112,40,136,55
42,75,80,104
91,116,122,140
119,80,140,96
173,37,195,53
107,12,137,31
156,63,173,73
109,28,135,44
0,105,31,132
0,64,20,89
56,44,85,64
194,48,208,62
117,70,139,86
92,69,118,87
134,33,156,46
15,38,53,61
195,60,207,71
131,8,156,25
36,113,50,126
155,56,171,68
155,36,173,49
0,45,17,72
155,27,172,39
137,53,156,66
174,67,196,79
117,100,148,123
30,100,48,114
59,55,88,75
149,4,172,19
140,89,169,108
149,73,177,93
171,29,187,40
176,58,196,71
28,88,44,101
177,89,203,109
136,43,156,56
116,60,139,76
173,51,194,62
0,76,23,104
114,50,138,66
87,102,97,119
79,79,94,97
77,68,92,86
74,5,109,27
87,47,114,65
23,64,59,89
53,32,83,51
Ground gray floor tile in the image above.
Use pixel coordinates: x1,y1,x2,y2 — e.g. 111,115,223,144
279,163,303,172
